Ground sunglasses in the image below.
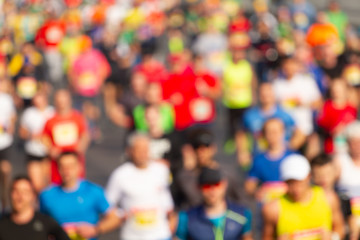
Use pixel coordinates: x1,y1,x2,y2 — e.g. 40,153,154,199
200,182,222,190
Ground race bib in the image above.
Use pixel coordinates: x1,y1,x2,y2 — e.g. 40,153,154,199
351,197,360,216
259,182,287,202
46,26,64,44
283,98,299,109
290,228,326,240
52,122,79,147
17,77,37,99
132,209,158,229
190,97,213,122
78,71,97,88
63,224,87,240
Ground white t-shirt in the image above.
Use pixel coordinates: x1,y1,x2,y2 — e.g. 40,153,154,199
0,93,15,150
273,74,321,135
20,106,55,157
336,153,360,198
106,161,173,240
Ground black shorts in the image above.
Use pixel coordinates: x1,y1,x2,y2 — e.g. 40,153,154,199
26,154,47,162
0,146,12,161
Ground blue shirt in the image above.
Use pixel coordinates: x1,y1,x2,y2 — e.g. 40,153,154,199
40,180,110,240
176,203,252,240
242,105,296,153
248,149,294,183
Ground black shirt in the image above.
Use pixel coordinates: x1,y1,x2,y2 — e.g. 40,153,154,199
0,212,70,240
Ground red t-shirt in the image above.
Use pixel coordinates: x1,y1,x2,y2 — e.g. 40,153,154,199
163,66,198,130
43,110,87,183
317,100,357,153
189,71,219,124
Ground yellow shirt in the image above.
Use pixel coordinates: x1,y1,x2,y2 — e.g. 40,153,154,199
277,186,332,240
222,59,253,109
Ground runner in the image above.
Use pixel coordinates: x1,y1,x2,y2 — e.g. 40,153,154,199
0,83,16,212
0,176,70,240
106,133,174,240
176,167,253,240
42,89,90,184
39,152,120,240
262,154,344,240
19,92,54,192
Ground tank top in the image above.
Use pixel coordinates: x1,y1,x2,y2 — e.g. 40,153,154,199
223,59,253,109
277,186,332,240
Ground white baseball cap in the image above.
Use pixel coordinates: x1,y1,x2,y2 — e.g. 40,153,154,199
281,154,311,181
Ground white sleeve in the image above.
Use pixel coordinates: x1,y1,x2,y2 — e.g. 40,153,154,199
105,170,122,208
160,166,174,212
306,77,321,102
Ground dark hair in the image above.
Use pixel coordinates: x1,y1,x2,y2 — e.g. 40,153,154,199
140,38,156,56
310,153,333,168
11,175,36,193
57,151,80,162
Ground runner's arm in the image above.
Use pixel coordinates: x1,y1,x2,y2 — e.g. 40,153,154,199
326,191,345,239
76,208,122,238
262,201,279,240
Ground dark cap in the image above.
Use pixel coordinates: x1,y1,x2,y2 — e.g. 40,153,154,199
189,129,214,149
198,167,223,185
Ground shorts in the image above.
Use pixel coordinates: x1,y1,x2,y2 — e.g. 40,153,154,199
0,146,12,161
26,154,47,162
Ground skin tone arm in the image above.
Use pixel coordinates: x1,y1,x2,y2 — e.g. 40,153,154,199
289,128,306,150
262,201,280,240
242,232,253,240
348,215,359,240
251,67,258,106
42,134,61,159
325,191,345,239
4,114,16,136
244,178,258,196
75,131,90,154
235,130,252,167
76,208,123,239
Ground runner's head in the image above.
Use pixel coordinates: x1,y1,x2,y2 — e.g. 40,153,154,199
198,167,227,207
330,79,348,103
281,57,300,80
145,104,163,136
259,82,276,107
57,151,82,186
281,154,311,201
32,91,48,109
262,118,285,148
54,89,72,113
311,154,336,191
345,121,360,158
144,82,162,105
127,132,150,168
10,176,36,214
190,129,216,167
